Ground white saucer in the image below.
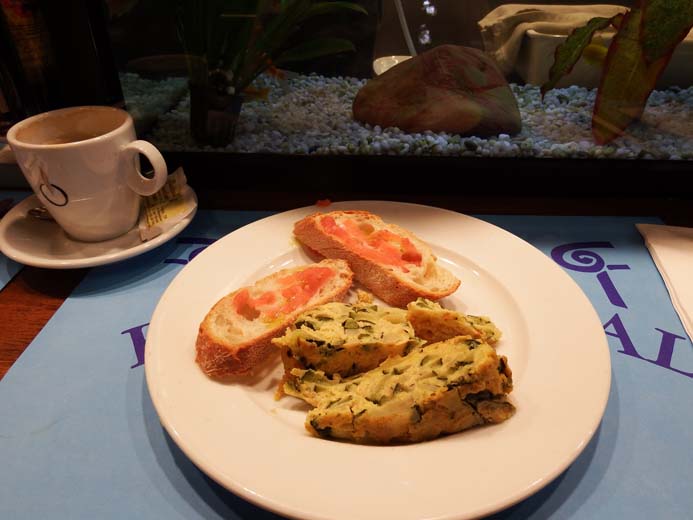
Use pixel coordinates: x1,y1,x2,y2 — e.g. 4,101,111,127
0,186,197,269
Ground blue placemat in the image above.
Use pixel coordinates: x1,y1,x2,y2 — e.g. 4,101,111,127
0,190,31,289
1,211,691,520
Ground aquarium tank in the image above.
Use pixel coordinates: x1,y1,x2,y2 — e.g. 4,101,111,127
89,1,693,193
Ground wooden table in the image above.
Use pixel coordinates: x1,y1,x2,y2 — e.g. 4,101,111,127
1,190,692,380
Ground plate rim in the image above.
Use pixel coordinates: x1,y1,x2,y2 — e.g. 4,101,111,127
0,188,198,269
144,200,611,520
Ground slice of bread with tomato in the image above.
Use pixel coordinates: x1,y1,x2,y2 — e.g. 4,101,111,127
293,211,459,307
195,259,353,377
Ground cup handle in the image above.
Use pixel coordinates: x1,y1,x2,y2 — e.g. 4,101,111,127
121,140,168,196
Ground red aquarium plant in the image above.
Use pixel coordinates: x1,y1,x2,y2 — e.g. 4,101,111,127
542,0,693,144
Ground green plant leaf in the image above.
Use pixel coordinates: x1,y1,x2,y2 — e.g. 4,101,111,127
540,16,616,98
275,37,355,64
175,0,366,97
206,1,220,64
304,1,368,18
641,0,693,63
592,7,671,144
175,0,255,64
235,0,316,89
255,0,313,54
218,0,260,71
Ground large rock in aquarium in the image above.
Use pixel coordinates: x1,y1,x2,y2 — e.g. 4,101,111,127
353,45,521,136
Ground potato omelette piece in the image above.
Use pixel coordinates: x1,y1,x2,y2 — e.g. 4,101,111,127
272,301,424,382
407,298,502,345
284,336,515,444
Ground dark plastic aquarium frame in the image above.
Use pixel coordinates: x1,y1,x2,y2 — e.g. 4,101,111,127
165,151,693,199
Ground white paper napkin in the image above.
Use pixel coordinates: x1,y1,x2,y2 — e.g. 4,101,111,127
637,224,693,341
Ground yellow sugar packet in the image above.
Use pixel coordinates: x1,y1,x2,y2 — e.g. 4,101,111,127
139,167,196,242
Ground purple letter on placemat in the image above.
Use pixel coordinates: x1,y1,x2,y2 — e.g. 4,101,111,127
121,323,149,368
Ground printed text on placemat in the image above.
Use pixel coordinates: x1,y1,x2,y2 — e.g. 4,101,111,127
553,242,691,379
122,236,216,368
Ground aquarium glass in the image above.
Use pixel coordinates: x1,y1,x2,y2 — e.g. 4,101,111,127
105,0,692,161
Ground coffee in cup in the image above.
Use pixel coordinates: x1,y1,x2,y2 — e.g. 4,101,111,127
7,106,168,242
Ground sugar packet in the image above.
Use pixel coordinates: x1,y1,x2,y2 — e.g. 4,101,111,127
139,167,196,242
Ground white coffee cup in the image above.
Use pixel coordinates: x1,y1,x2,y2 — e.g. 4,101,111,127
7,106,168,242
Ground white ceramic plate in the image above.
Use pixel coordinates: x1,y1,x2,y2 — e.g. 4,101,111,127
145,201,610,520
0,186,197,269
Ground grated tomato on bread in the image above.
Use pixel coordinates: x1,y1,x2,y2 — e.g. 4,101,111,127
293,211,460,307
195,259,353,377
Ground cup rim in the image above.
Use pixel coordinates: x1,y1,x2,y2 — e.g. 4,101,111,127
6,105,133,150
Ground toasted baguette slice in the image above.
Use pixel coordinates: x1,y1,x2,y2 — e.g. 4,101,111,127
285,336,514,444
195,259,353,377
407,298,502,345
293,210,460,307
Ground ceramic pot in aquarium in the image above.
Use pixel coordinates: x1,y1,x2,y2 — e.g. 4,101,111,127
189,78,243,147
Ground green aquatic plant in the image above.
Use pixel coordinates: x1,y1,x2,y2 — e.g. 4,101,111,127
542,0,693,144
175,0,367,145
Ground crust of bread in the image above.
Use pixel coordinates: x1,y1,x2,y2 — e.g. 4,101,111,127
195,259,353,378
294,211,460,307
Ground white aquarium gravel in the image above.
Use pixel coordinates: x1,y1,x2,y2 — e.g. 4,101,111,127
125,72,693,160
120,73,188,135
